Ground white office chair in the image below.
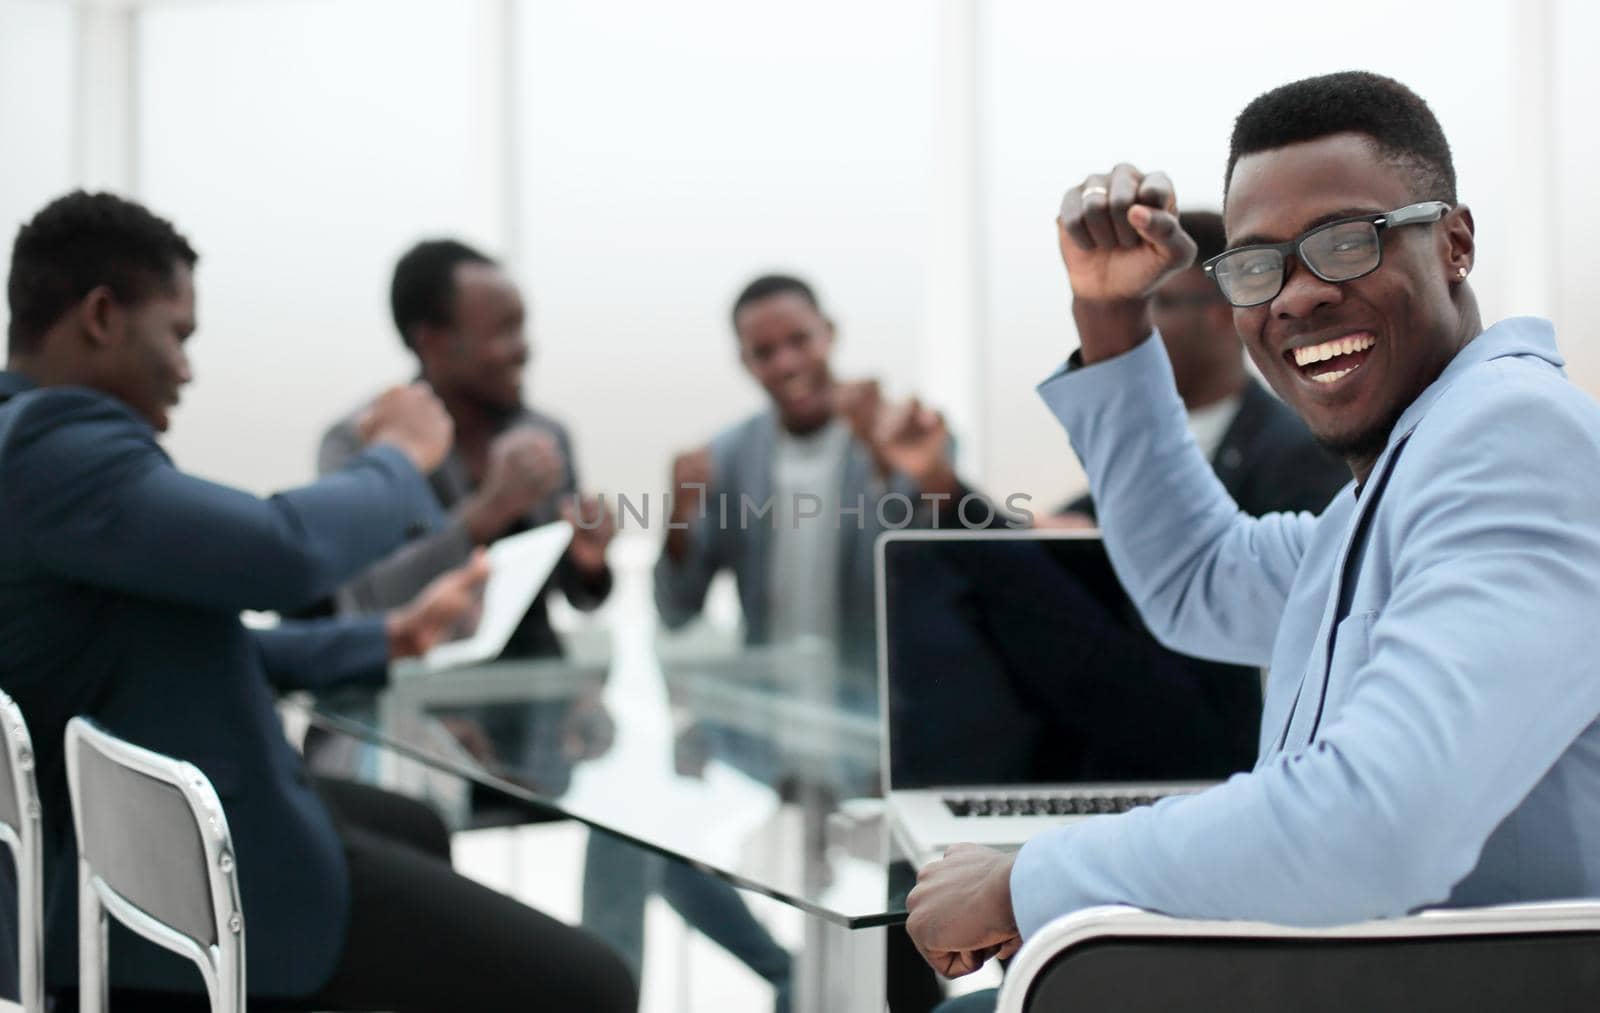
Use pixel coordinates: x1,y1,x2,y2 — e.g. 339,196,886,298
0,691,43,1013
64,718,245,1013
996,901,1600,1012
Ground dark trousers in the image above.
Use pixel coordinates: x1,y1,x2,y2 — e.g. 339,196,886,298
59,778,636,1013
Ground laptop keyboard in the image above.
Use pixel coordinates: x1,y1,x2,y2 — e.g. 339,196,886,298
942,793,1164,817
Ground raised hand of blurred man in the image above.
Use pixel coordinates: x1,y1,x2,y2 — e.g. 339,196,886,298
358,382,454,475
562,493,615,580
873,396,959,497
664,446,713,563
460,426,566,544
833,378,892,476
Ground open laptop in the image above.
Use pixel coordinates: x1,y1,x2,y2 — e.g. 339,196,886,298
877,529,1261,866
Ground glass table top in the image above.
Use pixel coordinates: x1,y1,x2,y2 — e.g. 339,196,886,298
296,638,915,928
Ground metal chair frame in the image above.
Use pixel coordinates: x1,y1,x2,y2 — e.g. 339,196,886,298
65,717,246,1013
0,691,43,1013
997,900,1600,1011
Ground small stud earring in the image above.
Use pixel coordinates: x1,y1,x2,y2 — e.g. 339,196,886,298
1457,267,1468,278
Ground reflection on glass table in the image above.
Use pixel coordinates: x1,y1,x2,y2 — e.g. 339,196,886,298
298,642,907,931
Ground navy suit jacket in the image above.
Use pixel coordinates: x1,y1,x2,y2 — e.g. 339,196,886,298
0,372,441,997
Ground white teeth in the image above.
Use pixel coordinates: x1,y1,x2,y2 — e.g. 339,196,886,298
1312,367,1355,384
1293,333,1376,367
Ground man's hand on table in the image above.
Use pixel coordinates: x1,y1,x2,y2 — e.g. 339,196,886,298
905,843,1023,977
1058,164,1197,363
385,549,490,659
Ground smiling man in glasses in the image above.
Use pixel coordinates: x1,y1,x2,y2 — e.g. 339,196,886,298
906,70,1600,994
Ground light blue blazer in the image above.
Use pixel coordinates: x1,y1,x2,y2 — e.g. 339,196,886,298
1011,317,1600,937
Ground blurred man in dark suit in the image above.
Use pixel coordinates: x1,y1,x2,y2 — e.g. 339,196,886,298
0,192,634,1012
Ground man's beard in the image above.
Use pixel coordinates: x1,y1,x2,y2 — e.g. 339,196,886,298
1313,398,1409,468
473,389,524,425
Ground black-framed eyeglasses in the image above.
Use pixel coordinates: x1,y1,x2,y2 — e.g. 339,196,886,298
1201,200,1451,308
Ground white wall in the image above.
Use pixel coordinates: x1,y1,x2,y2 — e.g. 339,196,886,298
0,1,74,301
96,0,934,501
513,0,936,503
1554,0,1600,392
136,0,503,490
1,0,1595,506
979,0,1522,509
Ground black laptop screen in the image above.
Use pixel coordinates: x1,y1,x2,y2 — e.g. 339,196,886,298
883,534,1261,791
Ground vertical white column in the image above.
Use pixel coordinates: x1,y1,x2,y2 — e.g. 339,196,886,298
72,2,140,194
923,0,987,482
500,0,524,270
1550,0,1600,395
472,0,524,269
1504,0,1557,318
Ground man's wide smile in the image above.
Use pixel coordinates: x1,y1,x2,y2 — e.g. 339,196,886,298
1285,331,1377,389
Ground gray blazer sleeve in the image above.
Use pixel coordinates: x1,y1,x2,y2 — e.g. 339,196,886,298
319,415,474,615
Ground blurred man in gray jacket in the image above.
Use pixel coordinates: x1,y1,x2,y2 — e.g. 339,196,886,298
324,241,803,1009
320,240,614,651
648,274,974,1012
656,274,977,698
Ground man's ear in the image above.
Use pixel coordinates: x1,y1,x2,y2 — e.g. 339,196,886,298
1444,204,1476,282
78,285,122,349
412,323,450,364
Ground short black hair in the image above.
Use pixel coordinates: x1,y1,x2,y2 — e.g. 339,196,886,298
390,239,495,350
7,190,197,357
1179,210,1226,265
730,274,821,332
1226,71,1456,205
